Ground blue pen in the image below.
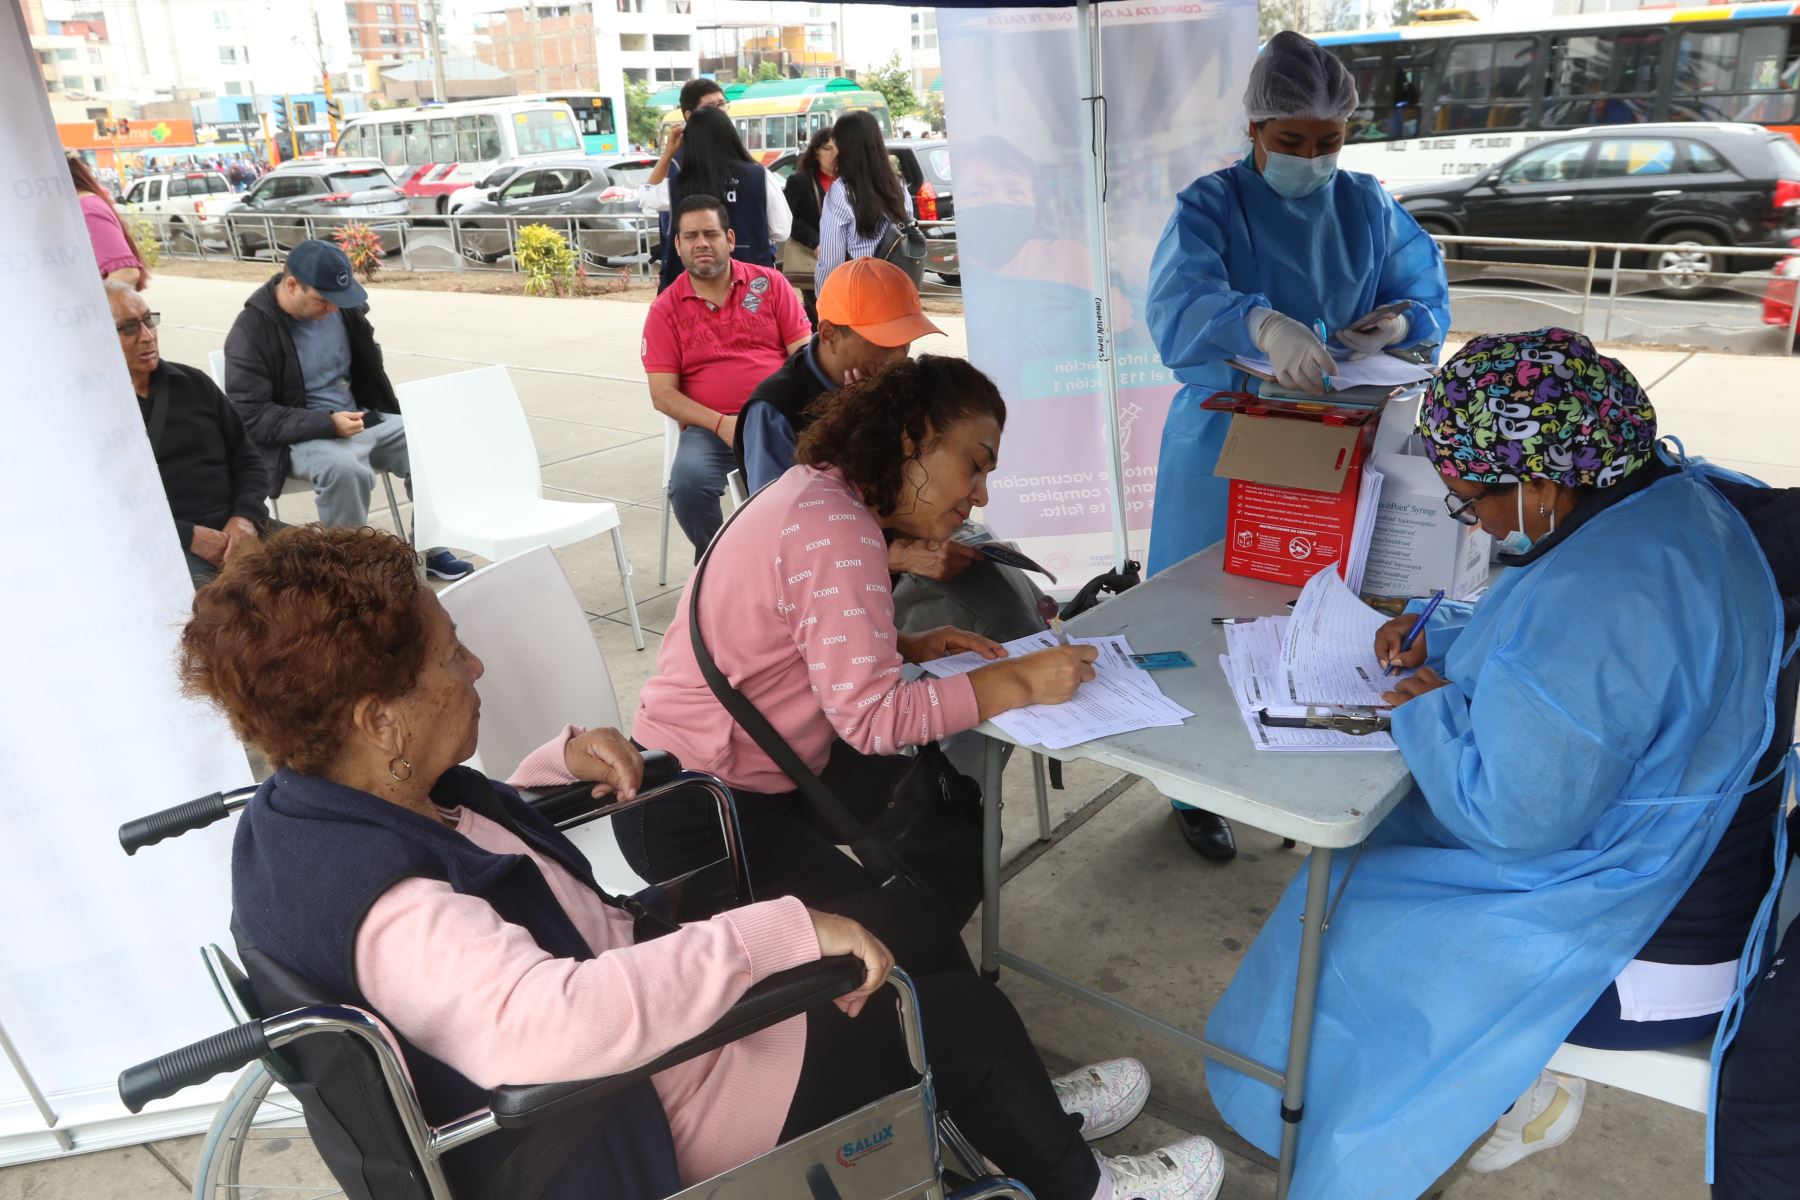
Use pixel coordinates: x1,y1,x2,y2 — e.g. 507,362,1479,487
1387,588,1446,676
1312,318,1333,391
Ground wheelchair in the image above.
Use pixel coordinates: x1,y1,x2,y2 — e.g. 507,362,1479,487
115,752,1033,1200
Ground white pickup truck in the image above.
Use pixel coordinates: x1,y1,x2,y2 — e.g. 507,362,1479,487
120,170,242,249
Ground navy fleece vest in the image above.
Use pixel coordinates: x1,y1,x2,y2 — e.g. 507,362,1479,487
658,156,774,291
232,767,681,1200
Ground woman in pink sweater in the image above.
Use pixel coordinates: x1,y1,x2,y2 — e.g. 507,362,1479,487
70,155,149,289
516,357,1098,951
183,525,1224,1200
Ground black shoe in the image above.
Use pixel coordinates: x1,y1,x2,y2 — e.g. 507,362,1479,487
1175,807,1237,862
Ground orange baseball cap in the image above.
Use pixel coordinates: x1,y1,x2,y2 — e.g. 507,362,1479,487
816,258,944,348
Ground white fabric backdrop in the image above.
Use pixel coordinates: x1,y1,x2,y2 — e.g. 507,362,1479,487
1,0,250,1163
939,0,1257,588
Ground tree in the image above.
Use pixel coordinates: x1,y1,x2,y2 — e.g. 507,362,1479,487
756,60,785,82
624,78,662,149
1389,0,1435,26
1258,0,1309,43
863,52,918,119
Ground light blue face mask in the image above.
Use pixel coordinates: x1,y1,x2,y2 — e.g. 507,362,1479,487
1260,144,1339,199
1498,487,1551,556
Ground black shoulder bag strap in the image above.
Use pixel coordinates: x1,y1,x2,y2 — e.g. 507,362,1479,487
686,496,914,886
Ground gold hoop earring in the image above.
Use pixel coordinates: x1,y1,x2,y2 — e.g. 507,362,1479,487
388,756,413,782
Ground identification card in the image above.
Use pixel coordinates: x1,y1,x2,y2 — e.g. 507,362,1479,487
1129,651,1196,671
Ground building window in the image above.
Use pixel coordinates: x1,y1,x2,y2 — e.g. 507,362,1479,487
623,66,649,82
57,47,77,61
63,75,83,90
237,101,255,120
86,106,107,118
619,32,647,50
224,80,242,94
219,46,238,63
403,30,419,44
37,50,53,65
380,29,397,45
652,33,689,52
87,47,101,62
401,3,415,15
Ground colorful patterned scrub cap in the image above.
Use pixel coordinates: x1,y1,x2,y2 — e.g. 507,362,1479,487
1418,327,1657,488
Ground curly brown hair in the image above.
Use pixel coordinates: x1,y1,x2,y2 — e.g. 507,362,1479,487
178,526,429,774
796,355,1006,519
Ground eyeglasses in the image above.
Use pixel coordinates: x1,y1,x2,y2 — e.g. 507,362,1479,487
1443,486,1502,526
115,312,161,338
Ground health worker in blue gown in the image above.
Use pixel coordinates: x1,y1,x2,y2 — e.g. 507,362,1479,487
1204,329,1790,1200
1142,31,1451,861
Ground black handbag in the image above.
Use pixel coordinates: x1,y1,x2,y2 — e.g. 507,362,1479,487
686,498,986,927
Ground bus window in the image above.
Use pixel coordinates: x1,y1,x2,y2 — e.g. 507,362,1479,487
769,115,797,151
1435,38,1538,131
431,118,455,164
456,115,480,161
514,109,581,154
380,122,406,167
404,120,430,163
1334,41,1436,142
1674,25,1798,124
1545,31,1661,127
741,118,765,151
478,115,503,159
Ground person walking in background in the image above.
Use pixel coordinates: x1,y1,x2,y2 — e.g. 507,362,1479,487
781,126,837,325
814,110,911,293
69,154,148,291
642,102,790,293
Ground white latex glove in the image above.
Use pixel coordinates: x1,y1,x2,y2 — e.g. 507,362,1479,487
1336,310,1410,360
1249,307,1334,395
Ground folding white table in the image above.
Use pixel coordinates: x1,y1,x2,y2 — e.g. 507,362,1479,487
975,545,1415,1200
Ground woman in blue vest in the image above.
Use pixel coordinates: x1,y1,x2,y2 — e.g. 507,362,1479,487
1204,330,1787,1199
644,105,792,293
182,525,1229,1200
1143,31,1452,860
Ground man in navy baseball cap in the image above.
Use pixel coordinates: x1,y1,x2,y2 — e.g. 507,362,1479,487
222,239,475,579
283,238,369,308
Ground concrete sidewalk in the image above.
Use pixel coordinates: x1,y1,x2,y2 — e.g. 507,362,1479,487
6,274,1781,1199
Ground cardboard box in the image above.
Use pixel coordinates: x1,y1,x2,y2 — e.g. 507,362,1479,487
1207,396,1375,588
1360,392,1492,601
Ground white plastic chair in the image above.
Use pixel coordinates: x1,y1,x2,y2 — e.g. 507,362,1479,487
657,414,747,586
1546,855,1800,1113
208,349,408,542
436,546,640,890
396,365,644,650
727,467,749,507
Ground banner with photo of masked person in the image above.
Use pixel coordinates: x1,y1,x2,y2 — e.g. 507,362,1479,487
940,0,1257,589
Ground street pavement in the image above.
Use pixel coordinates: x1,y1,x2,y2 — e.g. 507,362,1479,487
5,272,1789,1199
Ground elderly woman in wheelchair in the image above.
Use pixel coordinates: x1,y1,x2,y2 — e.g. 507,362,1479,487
145,525,1224,1200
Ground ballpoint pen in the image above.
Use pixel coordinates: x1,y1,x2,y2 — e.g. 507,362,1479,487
1385,588,1446,676
1312,318,1334,391
1035,594,1071,646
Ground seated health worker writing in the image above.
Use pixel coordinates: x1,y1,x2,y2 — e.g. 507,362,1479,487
1144,31,1451,862
1202,329,1786,1200
183,525,1223,1200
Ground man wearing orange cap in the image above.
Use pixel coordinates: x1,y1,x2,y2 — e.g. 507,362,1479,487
733,257,1051,645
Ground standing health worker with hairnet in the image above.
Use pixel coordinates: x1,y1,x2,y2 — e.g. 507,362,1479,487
1144,32,1452,861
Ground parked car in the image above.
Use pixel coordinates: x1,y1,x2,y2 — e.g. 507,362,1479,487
119,170,240,249
445,157,534,215
229,159,409,257
770,138,959,285
452,155,660,265
1393,123,1800,293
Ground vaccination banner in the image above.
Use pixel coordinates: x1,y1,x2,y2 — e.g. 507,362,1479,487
1,1,248,1163
940,0,1257,587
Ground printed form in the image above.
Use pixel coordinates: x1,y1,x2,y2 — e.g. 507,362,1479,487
1280,567,1395,708
921,632,1194,750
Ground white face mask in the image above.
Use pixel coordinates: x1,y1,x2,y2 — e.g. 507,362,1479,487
1498,487,1553,556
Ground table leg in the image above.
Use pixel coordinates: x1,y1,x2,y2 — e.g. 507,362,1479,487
1276,845,1334,1200
980,735,1005,981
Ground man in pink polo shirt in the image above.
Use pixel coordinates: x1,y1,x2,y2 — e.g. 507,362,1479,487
645,194,811,558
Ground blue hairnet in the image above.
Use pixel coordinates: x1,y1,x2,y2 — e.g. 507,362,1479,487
1245,32,1359,123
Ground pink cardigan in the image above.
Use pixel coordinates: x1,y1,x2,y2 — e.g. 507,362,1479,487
354,805,820,1187
80,193,142,277
626,464,980,794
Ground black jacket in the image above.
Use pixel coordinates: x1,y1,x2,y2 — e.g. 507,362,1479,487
223,274,400,498
783,171,828,251
730,338,824,482
137,360,271,551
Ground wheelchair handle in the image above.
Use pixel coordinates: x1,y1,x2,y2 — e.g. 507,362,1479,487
118,1019,269,1113
119,785,256,855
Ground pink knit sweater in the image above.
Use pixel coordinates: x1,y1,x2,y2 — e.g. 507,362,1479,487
354,805,821,1187
627,464,980,793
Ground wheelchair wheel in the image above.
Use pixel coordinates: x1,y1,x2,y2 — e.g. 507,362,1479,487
192,1060,341,1199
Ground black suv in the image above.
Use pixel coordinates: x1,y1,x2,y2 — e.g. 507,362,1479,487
1394,123,1800,292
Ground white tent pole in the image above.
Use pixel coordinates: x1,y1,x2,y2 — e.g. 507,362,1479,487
1073,0,1132,571
0,1021,71,1152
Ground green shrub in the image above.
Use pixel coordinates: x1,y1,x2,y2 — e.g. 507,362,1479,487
516,223,578,297
126,215,161,268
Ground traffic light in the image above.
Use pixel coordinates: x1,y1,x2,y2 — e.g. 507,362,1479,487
274,96,296,162
94,116,110,136
118,118,130,135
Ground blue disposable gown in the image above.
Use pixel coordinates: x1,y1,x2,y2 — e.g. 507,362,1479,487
1204,458,1782,1200
1143,159,1451,575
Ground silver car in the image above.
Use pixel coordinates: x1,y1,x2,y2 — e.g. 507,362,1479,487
451,155,659,266
229,160,410,257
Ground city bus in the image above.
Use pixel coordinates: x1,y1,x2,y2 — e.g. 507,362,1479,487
517,92,620,155
1315,5,1800,189
333,99,582,213
657,77,891,163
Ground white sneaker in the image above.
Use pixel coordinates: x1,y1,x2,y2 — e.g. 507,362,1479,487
1467,1070,1586,1174
1053,1058,1151,1142
1100,1137,1225,1200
